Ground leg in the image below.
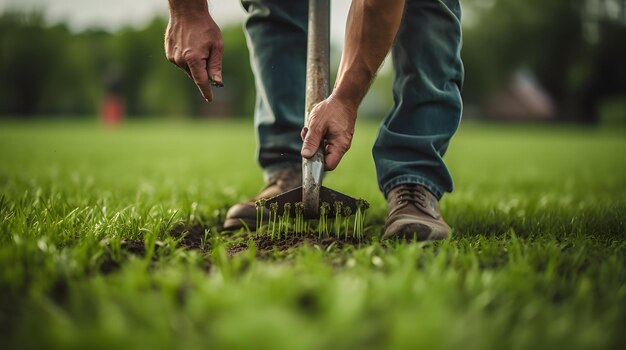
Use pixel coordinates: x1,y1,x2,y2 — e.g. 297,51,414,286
373,0,464,200
224,0,307,230
242,0,308,175
377,0,463,240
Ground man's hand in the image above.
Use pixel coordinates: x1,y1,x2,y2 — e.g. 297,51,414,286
165,1,223,102
300,95,357,171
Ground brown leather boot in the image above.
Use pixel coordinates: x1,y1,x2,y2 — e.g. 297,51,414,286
383,184,451,241
223,164,302,230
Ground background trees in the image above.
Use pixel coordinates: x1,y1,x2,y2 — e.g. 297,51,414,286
0,0,624,122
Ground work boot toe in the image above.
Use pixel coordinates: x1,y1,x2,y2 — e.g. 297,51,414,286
223,202,259,230
384,214,450,241
223,164,301,231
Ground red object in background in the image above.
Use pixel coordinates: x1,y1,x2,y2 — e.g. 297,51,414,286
101,95,125,126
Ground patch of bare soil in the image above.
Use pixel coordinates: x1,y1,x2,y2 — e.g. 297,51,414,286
169,222,213,251
228,232,368,256
96,220,218,274
98,239,149,274
98,239,146,274
98,219,369,272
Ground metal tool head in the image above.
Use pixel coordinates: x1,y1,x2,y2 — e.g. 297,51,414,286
265,185,364,219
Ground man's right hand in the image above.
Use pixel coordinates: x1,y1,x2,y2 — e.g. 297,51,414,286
165,1,223,102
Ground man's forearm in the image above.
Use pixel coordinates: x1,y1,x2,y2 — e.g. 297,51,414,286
167,0,208,17
300,0,405,167
333,0,405,108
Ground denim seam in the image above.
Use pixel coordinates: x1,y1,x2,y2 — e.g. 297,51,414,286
382,175,444,200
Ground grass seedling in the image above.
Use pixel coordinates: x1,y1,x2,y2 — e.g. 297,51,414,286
343,206,352,240
255,198,267,236
333,201,342,238
201,227,211,251
269,202,278,240
318,202,330,239
282,203,292,237
276,214,283,240
353,199,369,240
294,202,304,234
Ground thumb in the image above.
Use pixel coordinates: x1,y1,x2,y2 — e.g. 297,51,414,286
301,125,322,158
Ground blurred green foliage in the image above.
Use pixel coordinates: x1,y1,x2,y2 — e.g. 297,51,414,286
0,12,99,116
0,0,624,121
0,12,255,118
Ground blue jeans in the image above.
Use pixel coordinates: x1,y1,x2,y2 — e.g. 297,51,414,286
242,0,463,199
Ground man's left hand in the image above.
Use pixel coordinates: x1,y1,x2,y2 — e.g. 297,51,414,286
300,95,357,171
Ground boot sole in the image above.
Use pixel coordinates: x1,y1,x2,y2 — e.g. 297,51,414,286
383,221,450,241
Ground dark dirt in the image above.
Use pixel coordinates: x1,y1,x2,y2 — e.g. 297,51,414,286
98,239,150,274
229,232,368,257
120,239,147,254
97,220,370,273
167,220,369,256
98,221,213,274
169,222,213,251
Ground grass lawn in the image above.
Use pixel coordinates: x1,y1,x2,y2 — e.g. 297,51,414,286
0,120,624,349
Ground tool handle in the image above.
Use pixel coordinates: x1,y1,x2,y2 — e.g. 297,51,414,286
302,0,330,217
304,0,330,118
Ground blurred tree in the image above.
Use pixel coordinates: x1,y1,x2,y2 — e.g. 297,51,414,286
110,18,169,117
220,25,256,117
0,13,111,117
462,0,626,122
0,12,256,118
1,3,623,122
580,12,626,122
0,12,94,116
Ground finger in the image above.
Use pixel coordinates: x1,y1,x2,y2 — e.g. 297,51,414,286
323,143,347,171
300,127,308,141
188,58,213,102
207,40,224,85
173,56,192,76
301,124,323,158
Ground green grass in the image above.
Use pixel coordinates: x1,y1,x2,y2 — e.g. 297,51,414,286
0,120,625,349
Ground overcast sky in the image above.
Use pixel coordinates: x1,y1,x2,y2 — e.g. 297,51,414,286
0,0,352,43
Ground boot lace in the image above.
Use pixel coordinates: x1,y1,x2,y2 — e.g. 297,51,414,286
395,184,428,209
